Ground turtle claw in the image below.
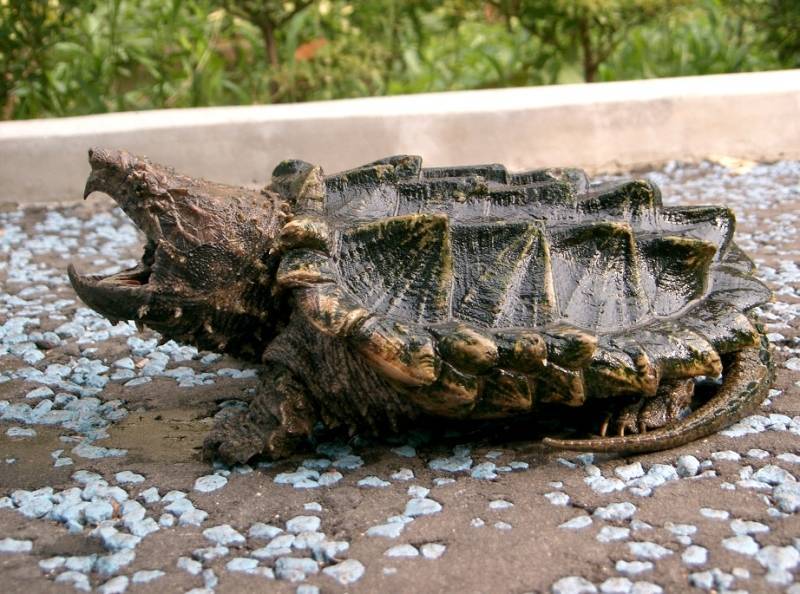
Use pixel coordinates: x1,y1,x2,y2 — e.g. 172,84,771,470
599,413,612,437
203,411,266,465
614,400,645,436
597,379,694,440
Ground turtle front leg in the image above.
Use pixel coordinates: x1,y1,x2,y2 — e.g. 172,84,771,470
605,378,694,437
203,364,315,465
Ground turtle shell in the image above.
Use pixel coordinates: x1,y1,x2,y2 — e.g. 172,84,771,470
270,156,770,423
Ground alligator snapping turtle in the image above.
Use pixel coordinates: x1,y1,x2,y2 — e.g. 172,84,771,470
68,149,773,464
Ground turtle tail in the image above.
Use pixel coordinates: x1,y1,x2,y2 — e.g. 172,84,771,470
542,336,773,454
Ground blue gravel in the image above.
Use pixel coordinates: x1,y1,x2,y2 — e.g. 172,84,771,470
385,544,419,557
248,522,283,540
202,524,245,546
114,471,144,484
366,523,405,538
194,474,228,492
96,550,136,575
404,497,442,517
286,516,321,533
0,538,33,553
226,557,259,572
131,570,165,584
357,476,390,488
322,559,365,585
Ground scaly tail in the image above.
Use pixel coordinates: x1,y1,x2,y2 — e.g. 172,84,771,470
543,335,773,454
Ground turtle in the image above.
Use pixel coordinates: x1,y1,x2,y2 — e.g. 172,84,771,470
68,148,773,465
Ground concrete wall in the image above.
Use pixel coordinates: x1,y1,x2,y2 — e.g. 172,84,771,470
1,69,799,204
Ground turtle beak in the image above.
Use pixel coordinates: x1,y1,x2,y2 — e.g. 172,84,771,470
83,147,136,199
67,263,152,326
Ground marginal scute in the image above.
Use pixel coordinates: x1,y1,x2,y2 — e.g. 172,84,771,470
721,242,756,274
271,160,325,210
411,362,478,417
707,266,772,311
276,218,331,253
350,316,440,387
473,369,535,418
586,340,659,397
682,299,760,353
275,249,335,290
658,206,735,258
632,325,722,379
295,284,369,337
541,324,598,369
537,363,586,407
435,324,499,374
494,330,547,373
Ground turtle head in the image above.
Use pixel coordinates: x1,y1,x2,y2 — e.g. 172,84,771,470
69,148,289,360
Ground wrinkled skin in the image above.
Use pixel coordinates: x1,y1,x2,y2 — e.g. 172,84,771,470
69,149,773,465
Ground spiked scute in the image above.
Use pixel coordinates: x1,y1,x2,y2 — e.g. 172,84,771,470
69,149,773,463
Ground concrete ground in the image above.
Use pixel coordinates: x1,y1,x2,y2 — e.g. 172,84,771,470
0,158,798,594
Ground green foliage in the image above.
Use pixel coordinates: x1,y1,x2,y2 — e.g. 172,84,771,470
0,0,795,120
600,0,786,80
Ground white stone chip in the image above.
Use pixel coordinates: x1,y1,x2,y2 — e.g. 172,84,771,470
615,462,645,481
545,492,570,506
681,545,708,566
594,502,636,521
421,543,446,559
560,515,593,530
615,560,653,575
627,542,672,560
0,538,32,553
699,508,729,520
722,535,760,556
194,474,228,492
286,515,321,533
404,498,442,517
114,471,144,484
322,559,365,585
202,524,245,546
385,544,419,557
597,526,630,543
599,577,633,594
552,576,598,594
98,576,129,594
676,455,700,477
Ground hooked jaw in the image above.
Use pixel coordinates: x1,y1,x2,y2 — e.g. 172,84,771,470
69,149,172,325
67,236,156,326
69,148,287,357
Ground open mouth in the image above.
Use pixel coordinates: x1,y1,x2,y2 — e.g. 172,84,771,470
67,148,170,319
93,238,157,288
67,241,156,324
68,162,161,323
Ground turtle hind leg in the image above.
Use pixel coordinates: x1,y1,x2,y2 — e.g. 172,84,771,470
203,364,315,465
544,341,772,454
607,379,694,437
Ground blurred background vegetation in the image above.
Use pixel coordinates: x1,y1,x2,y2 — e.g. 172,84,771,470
1,0,798,120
